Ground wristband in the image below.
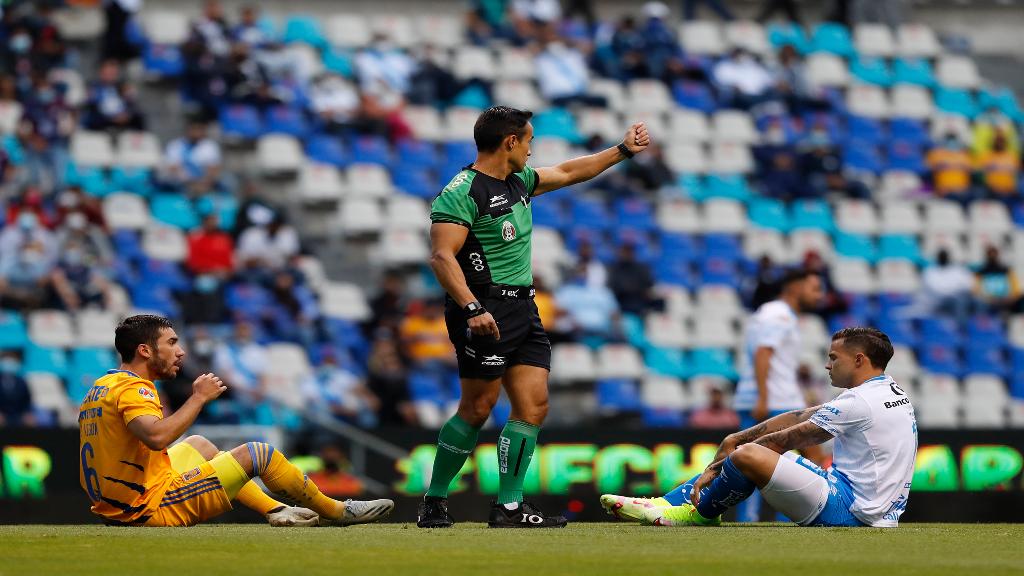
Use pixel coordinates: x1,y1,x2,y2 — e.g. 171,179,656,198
464,301,486,318
617,142,635,159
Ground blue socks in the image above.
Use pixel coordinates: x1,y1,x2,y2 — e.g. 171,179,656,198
694,457,756,519
662,473,702,506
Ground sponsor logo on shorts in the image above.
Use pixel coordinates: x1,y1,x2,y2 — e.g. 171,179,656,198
482,355,505,366
138,387,155,400
884,397,911,409
501,288,520,298
489,194,508,208
501,220,516,241
181,467,202,481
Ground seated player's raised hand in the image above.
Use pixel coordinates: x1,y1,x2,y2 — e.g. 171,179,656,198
193,372,227,402
624,122,651,155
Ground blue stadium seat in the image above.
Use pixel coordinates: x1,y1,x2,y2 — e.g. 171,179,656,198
195,192,240,230
622,314,648,348
654,255,696,288
570,198,612,231
842,144,884,174
219,105,263,139
918,343,963,377
747,197,790,232
143,44,183,77
614,198,656,232
392,168,439,199
888,118,929,146
887,140,926,173
24,344,68,378
876,316,918,347
150,194,200,230
768,23,810,53
408,372,445,403
111,230,144,263
322,47,354,77
893,58,936,88
70,347,117,386
705,174,754,201
351,135,392,166
878,234,923,263
532,198,568,230
677,174,708,199
935,87,979,119
130,285,180,318
0,311,27,349
920,317,964,349
703,234,742,261
968,315,1008,348
282,15,327,47
965,344,1008,378
597,379,642,412
835,232,877,263
851,57,892,87
613,230,657,263
443,141,477,166
659,232,697,262
644,346,688,378
700,257,740,286
810,23,854,56
688,348,737,380
143,259,191,292
532,108,583,144
877,293,912,315
978,87,1023,121
1012,370,1024,399
305,135,350,167
225,282,274,320
791,199,834,231
671,81,716,113
642,407,686,428
803,111,844,142
396,139,440,171
847,116,885,145
66,165,116,197
112,167,155,197
452,84,491,109
828,313,869,334
264,105,310,138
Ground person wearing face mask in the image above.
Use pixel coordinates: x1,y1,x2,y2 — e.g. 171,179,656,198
0,210,57,273
713,48,775,110
0,351,34,428
926,132,975,205
534,24,603,107
83,59,146,131
51,236,115,312
0,214,57,310
56,211,114,267
972,106,1020,157
974,245,1022,315
975,130,1020,202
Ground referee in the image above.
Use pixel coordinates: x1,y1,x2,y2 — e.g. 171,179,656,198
418,106,650,528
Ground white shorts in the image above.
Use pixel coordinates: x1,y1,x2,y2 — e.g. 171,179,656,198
760,453,830,525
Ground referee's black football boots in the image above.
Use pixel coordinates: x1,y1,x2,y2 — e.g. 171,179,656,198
487,501,568,528
416,496,454,528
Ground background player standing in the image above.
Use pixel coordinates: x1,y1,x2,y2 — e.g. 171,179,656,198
420,106,650,528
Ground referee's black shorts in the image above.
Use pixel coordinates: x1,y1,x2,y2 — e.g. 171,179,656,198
445,287,551,380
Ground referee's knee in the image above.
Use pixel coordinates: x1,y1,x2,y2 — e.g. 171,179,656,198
458,393,499,428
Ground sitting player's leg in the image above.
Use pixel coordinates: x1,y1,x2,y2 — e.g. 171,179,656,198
226,442,393,526
600,474,698,522
178,435,318,527
489,364,566,528
417,376,499,527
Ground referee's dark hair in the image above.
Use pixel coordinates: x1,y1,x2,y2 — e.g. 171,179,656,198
779,267,815,290
832,327,894,369
474,106,533,152
115,314,174,362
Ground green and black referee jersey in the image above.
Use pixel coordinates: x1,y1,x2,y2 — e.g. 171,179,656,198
430,165,551,379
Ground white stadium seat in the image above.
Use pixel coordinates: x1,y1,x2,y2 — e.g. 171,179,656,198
695,285,743,322
709,142,753,173
588,79,627,112
967,230,1009,266
929,114,972,144
0,100,22,135
532,227,571,268
142,225,187,261
886,345,921,384
532,137,573,165
71,131,114,167
1010,401,1024,429
711,110,757,144
937,56,981,90
104,193,150,230
50,68,86,108
76,309,117,348
877,260,921,293
596,344,646,380
836,199,880,235
879,201,923,235
1009,315,1024,348
345,163,393,198
923,231,967,263
295,255,327,296
702,199,747,233
402,106,444,141
338,198,383,236
744,228,789,263
641,376,689,410
789,229,834,262
846,84,889,118
691,316,738,348
854,24,895,58
413,15,463,49
325,14,372,48
29,310,74,348
657,199,702,233
924,201,967,234
665,143,708,174
968,201,1013,235
915,375,961,428
878,171,923,202
897,24,940,58
658,285,694,321
724,20,769,55
577,107,623,143
891,85,933,120
27,373,77,426
627,80,673,114
799,315,830,350
679,21,725,56
453,46,496,81
384,195,430,232
645,313,690,349
550,344,596,384
299,162,345,204
144,11,190,45
832,258,877,293
380,229,429,266
257,134,303,174
321,282,371,321
370,15,417,48
496,48,536,80
443,107,481,141
52,7,104,41
116,131,162,168
668,109,710,144
264,343,313,410
806,53,849,88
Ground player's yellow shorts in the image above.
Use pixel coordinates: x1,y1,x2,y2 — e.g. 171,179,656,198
144,442,250,527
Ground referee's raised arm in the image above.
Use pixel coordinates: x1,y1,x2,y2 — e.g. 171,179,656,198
532,122,652,196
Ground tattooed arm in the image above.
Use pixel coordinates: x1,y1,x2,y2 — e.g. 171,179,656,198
705,405,822,471
753,421,835,454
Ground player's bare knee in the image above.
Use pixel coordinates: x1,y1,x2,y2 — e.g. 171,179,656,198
730,444,758,469
458,390,499,427
229,444,255,477
184,435,218,459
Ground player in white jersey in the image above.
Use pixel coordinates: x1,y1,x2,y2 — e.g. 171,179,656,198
641,327,918,527
600,269,827,523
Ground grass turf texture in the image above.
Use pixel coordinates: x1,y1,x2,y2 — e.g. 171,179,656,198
2,523,1022,576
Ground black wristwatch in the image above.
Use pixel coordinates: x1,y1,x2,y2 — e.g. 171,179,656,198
617,142,635,159
464,301,486,318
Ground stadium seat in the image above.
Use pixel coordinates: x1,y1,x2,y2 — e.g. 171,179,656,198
103,193,150,230
767,22,810,53
877,260,921,293
836,199,879,235
453,46,496,81
789,229,834,262
937,56,981,90
577,107,624,144
747,197,789,232
665,143,708,174
383,195,430,232
709,142,754,173
141,225,187,261
935,87,979,119
345,164,393,198
442,107,481,141
668,109,710,144
27,372,76,426
679,21,725,56
28,310,74,348
832,258,877,293
143,10,190,45
596,344,646,380
0,310,28,350
919,342,964,378
641,375,689,410
627,80,673,115
893,58,936,88
695,285,743,323
806,53,849,88
743,228,789,263
886,140,925,173
257,134,303,174
299,162,346,204
923,231,967,263
850,58,892,88
896,24,940,58
116,131,161,168
282,15,326,47
835,232,877,263
929,114,972,144
847,115,885,144
320,282,370,321
790,200,834,232
890,85,933,120
711,110,757,144
968,201,1013,235
688,348,737,380
264,343,314,410
380,229,429,266
702,200,747,234
325,14,371,48
75,310,116,348
645,313,690,349
671,80,717,114
915,375,961,428
888,118,929,146
854,24,895,58
597,379,643,414
0,99,22,135
691,317,738,349
70,131,113,167
704,174,753,201
924,201,967,235
657,200,701,233
150,194,199,230
846,83,890,118
644,346,688,379
886,345,921,384
550,344,597,384
810,22,854,56
878,235,923,264
338,198,383,237
724,20,769,54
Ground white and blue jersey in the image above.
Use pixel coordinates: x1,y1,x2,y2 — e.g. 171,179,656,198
807,375,918,527
734,300,805,412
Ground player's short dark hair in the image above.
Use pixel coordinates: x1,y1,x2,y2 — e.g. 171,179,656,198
832,327,894,369
115,315,174,363
474,106,533,152
779,267,816,289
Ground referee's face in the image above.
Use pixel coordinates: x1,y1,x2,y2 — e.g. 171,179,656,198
509,122,533,172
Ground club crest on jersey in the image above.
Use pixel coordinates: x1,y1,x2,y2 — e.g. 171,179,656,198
181,467,202,481
502,220,516,241
138,387,155,400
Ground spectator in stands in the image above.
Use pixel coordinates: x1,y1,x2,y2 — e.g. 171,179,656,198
799,124,870,199
0,213,58,310
772,45,819,113
756,132,809,200
50,228,117,312
187,214,235,276
213,321,271,422
972,106,1020,157
302,350,381,428
609,16,650,80
608,242,657,316
0,350,34,428
55,212,114,268
802,250,847,318
27,5,66,73
5,186,56,229
850,0,906,28
191,0,232,57
757,0,803,24
926,132,974,205
688,384,740,429
309,72,384,136
355,33,415,99
366,334,418,426
534,24,601,107
639,2,683,78
975,131,1020,202
223,43,283,112
713,48,775,110
369,271,407,333
555,263,622,343
747,255,782,310
235,209,301,270
268,270,320,346
407,45,461,107
682,0,734,21
572,240,608,287
83,59,146,131
161,118,224,193
55,185,106,230
18,75,73,190
623,142,674,191
399,298,457,369
917,248,974,323
102,0,143,62
233,4,270,49
975,245,1022,315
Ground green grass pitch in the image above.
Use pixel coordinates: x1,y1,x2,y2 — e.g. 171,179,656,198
2,523,1022,576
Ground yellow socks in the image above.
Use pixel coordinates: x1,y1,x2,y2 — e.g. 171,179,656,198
235,480,284,516
246,442,344,521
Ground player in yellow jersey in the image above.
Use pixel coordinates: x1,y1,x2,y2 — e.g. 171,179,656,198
78,314,394,527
